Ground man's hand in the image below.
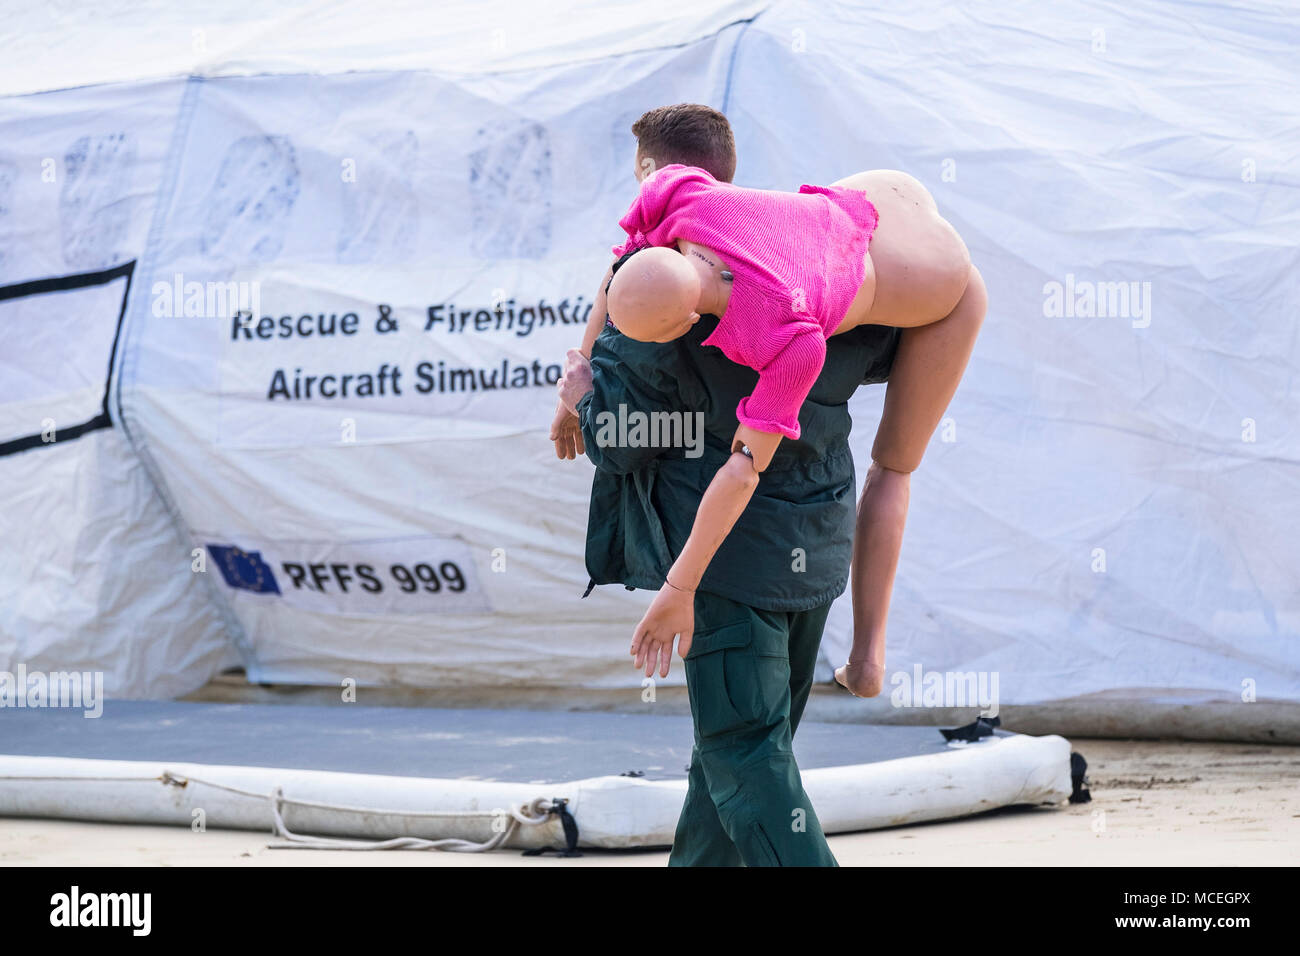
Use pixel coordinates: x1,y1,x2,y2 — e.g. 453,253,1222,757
630,584,695,678
556,348,594,415
549,402,585,460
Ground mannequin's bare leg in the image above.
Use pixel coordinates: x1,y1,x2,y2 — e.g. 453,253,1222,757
836,266,987,697
836,461,909,696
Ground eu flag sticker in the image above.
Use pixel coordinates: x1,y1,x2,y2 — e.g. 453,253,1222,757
207,544,281,594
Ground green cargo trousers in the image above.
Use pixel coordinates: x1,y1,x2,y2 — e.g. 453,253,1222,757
668,590,838,867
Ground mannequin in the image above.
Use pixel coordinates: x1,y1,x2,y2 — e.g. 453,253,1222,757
558,163,987,699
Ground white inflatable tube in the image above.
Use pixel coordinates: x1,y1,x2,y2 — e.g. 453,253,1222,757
0,734,1072,849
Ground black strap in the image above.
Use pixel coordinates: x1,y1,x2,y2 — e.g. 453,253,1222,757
938,714,1001,742
580,579,638,598
555,799,581,855
520,798,583,858
1069,751,1092,803
607,249,639,285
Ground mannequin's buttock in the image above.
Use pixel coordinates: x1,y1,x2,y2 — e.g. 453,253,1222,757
831,170,972,333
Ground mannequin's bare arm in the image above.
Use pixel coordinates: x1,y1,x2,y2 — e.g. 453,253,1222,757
579,262,616,358
552,262,617,458
630,425,783,677
663,424,782,590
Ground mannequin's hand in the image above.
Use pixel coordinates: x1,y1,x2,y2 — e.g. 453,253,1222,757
549,401,585,460
556,349,594,415
631,584,695,678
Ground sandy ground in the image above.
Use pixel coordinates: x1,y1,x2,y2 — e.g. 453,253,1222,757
2,738,1295,866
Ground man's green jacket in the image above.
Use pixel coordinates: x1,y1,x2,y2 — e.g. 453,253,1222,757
577,314,897,612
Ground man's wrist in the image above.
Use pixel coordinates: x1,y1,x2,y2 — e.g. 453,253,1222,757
665,561,702,592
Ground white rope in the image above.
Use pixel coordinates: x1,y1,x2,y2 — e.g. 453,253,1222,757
0,770,564,853
265,787,556,852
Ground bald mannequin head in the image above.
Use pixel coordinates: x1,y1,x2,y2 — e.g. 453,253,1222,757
607,246,702,343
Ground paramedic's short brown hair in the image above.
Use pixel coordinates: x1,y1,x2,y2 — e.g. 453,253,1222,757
631,104,737,183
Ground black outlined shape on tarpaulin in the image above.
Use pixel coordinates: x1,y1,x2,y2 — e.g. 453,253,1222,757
0,259,135,457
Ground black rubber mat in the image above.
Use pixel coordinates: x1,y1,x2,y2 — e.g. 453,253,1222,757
0,701,996,782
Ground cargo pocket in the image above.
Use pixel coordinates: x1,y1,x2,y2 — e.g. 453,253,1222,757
684,621,761,739
749,820,781,867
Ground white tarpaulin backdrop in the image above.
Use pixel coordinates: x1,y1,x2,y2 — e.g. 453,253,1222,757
1,0,1296,706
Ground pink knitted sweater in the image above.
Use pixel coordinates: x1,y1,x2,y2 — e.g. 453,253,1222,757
612,164,878,440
